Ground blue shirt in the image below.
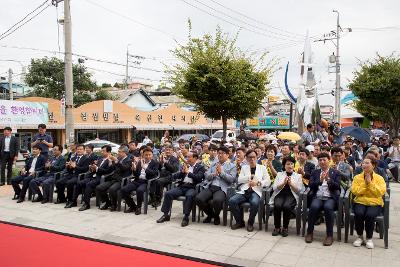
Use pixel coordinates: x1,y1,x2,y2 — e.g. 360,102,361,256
32,133,53,154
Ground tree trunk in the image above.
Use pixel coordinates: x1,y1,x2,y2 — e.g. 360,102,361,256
222,116,227,142
390,118,400,137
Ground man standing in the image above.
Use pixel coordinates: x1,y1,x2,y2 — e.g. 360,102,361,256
156,152,205,227
0,127,19,186
305,153,341,246
11,145,46,203
31,124,53,160
121,148,159,215
78,145,114,211
29,144,66,203
195,146,237,225
301,124,319,145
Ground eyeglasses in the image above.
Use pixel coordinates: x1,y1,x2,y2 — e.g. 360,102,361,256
247,156,257,159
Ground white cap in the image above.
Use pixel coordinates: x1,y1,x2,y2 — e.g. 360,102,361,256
305,145,315,152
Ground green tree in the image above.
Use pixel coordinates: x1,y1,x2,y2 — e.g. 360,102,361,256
168,26,272,140
101,83,112,88
95,89,119,101
349,55,400,136
25,57,111,106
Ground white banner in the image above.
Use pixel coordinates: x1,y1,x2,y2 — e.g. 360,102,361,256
0,100,49,126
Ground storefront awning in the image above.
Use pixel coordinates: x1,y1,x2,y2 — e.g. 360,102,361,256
134,124,223,130
76,124,134,129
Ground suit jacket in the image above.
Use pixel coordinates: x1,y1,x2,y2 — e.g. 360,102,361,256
335,161,353,182
88,158,114,180
23,154,46,176
111,156,132,182
237,164,271,197
86,153,98,164
48,155,66,174
134,159,159,183
159,156,179,178
205,161,237,194
66,155,90,175
0,135,19,159
66,152,77,162
309,168,341,203
173,163,205,188
303,162,316,182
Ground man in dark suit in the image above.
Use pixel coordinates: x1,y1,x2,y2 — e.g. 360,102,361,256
96,145,132,211
297,148,316,186
78,145,114,211
66,142,77,162
29,144,66,203
150,144,180,206
0,127,19,186
11,145,46,203
305,152,341,246
85,144,98,163
157,152,205,227
121,148,159,215
55,144,90,207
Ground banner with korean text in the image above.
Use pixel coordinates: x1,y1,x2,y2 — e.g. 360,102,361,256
0,100,49,126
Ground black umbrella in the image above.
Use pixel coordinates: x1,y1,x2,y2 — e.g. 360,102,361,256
340,126,371,143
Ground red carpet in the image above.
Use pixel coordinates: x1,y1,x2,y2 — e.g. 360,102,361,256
0,221,230,267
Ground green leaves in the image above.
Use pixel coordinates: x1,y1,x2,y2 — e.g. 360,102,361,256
25,57,113,107
168,27,271,127
349,55,400,136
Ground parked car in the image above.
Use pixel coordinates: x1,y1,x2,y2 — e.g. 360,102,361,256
210,130,237,143
83,139,120,154
175,134,210,142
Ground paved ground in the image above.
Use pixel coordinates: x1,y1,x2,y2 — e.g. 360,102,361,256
0,183,399,267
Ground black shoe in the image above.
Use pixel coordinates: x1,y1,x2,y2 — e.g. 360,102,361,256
231,221,245,230
247,223,254,232
55,199,66,204
281,228,288,237
12,195,19,200
124,206,136,213
32,196,43,203
79,203,90,211
203,216,212,224
100,203,110,210
109,206,117,212
272,228,281,236
214,216,220,225
16,198,24,203
135,208,142,215
181,216,189,227
0,182,5,186
65,201,77,208
41,199,49,204
157,214,171,223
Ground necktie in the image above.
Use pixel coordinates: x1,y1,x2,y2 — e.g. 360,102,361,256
76,156,81,164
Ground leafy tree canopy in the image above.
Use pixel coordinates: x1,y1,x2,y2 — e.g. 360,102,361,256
349,54,400,136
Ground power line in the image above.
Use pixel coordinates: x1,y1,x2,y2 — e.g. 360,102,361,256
180,0,303,42
191,0,303,42
207,0,305,38
83,0,181,41
0,0,49,39
0,1,51,42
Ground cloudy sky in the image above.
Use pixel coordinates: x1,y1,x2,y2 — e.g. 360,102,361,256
1,0,399,105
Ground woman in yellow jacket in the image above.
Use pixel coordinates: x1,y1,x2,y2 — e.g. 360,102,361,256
351,155,386,249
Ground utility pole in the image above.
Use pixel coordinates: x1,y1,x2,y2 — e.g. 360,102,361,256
125,44,131,89
333,10,341,125
8,68,13,100
314,10,352,126
63,0,74,144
